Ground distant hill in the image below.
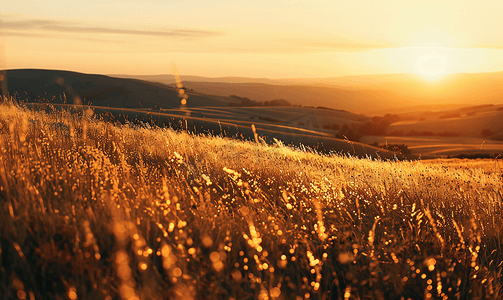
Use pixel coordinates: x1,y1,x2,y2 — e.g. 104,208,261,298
114,72,503,114
388,104,503,139
111,74,277,84
5,69,239,109
166,81,413,114
112,74,414,113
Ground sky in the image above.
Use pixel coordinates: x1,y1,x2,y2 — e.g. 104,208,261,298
2,0,503,79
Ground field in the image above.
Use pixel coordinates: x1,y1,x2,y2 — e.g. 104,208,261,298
9,69,503,160
23,103,398,160
116,71,503,115
360,135,503,159
1,101,503,300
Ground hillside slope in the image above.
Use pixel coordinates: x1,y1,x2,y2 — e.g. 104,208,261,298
1,102,502,299
118,71,503,114
6,69,238,109
169,81,409,113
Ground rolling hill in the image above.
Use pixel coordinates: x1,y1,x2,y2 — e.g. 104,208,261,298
6,69,401,158
6,69,503,158
115,71,503,114
5,69,239,109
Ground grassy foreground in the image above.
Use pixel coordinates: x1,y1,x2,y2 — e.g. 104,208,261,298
0,102,502,300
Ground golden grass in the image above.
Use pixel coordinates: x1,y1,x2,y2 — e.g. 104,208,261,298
1,101,502,299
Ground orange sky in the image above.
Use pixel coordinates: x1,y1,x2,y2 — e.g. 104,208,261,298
2,1,503,78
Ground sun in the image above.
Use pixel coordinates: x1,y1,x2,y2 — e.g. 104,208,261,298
416,51,448,81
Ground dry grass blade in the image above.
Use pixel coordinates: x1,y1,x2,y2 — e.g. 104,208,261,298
0,101,502,299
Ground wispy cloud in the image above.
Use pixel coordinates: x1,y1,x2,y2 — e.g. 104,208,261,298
2,19,58,30
473,44,503,50
1,18,394,54
1,31,50,38
2,19,223,38
300,40,395,52
205,38,395,54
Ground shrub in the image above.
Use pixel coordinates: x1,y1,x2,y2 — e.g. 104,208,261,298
336,123,362,141
481,129,495,137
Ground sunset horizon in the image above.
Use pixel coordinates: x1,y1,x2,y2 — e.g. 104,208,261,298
5,66,503,81
3,45,503,80
2,1,503,79
2,2,503,299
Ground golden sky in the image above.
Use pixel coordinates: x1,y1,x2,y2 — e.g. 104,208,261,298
2,0,503,78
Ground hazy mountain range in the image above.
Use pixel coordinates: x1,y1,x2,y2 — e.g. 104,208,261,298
5,69,503,115
5,69,239,109
4,68,503,158
113,71,503,114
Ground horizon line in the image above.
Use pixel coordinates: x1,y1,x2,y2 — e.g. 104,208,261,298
5,68,503,81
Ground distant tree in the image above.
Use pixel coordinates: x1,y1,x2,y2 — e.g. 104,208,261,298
381,143,411,155
406,130,434,136
389,130,404,136
230,96,291,107
481,129,495,137
322,123,339,131
230,95,261,107
358,114,402,136
264,99,291,106
336,123,362,142
437,131,460,137
358,120,387,135
439,112,461,119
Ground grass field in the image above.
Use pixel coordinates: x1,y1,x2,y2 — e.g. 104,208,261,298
360,135,503,159
1,101,502,300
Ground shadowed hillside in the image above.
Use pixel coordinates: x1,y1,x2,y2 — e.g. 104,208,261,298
117,72,503,114
6,69,239,109
168,81,409,114
7,69,503,158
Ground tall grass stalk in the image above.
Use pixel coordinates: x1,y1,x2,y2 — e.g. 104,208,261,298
0,101,502,299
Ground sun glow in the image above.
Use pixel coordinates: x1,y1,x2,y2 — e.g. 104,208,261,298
416,51,448,81
385,46,496,81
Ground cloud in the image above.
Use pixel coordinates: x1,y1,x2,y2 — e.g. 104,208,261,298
1,31,50,38
2,19,58,30
1,18,392,54
302,40,396,52
473,44,503,50
2,19,223,39
200,38,395,55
